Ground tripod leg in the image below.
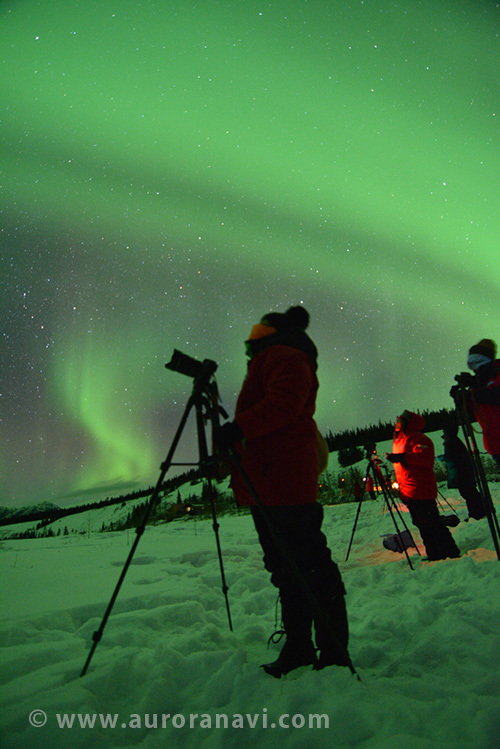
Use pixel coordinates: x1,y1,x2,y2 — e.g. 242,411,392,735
386,489,421,557
195,393,233,632
374,462,420,566
345,493,365,562
206,477,233,631
380,485,415,570
455,393,500,561
80,395,196,677
345,460,372,561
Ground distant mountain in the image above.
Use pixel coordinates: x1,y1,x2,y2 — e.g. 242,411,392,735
0,502,61,522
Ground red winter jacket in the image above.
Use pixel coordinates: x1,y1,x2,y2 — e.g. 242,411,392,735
230,342,319,506
392,412,437,501
472,360,500,455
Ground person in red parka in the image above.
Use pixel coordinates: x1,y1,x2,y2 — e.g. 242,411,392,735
215,306,350,677
387,410,460,561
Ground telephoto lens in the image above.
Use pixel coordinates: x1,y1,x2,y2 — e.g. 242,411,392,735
165,349,217,381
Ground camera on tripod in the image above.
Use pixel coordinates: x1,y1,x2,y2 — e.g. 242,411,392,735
454,371,474,387
81,347,230,677
165,349,217,383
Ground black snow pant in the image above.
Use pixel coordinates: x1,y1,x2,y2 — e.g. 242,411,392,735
458,481,486,520
405,499,461,560
250,503,349,665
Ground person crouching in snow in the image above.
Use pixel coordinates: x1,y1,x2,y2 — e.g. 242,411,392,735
215,305,350,677
387,411,461,561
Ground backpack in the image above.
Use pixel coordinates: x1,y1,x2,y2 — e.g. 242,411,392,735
382,530,416,553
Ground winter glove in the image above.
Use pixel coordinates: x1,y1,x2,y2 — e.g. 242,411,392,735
386,453,406,465
213,421,244,452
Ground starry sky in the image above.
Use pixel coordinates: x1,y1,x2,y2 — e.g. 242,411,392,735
1,0,499,507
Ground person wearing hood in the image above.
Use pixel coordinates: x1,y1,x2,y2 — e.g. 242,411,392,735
455,339,500,470
215,306,350,678
387,411,461,561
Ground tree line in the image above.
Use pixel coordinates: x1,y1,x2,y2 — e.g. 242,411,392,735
0,467,201,528
325,407,458,452
1,407,464,530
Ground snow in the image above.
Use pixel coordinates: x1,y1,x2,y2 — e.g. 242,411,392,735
1,483,500,749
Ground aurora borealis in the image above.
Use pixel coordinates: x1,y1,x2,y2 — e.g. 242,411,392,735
1,0,499,506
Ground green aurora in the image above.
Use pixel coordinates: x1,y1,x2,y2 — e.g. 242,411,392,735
1,0,499,504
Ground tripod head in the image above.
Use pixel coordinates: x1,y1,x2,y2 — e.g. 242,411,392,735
450,371,474,403
363,443,377,462
166,348,226,415
454,371,474,388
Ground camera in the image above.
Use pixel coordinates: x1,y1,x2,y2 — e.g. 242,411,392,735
454,372,474,387
165,349,217,382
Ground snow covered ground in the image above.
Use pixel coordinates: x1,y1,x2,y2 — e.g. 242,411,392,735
1,483,499,749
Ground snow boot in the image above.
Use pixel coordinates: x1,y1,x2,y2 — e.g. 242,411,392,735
261,638,317,678
314,594,350,670
419,520,461,561
261,584,316,678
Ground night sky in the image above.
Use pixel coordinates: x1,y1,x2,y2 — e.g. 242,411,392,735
2,0,499,507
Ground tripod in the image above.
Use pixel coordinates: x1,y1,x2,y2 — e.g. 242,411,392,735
80,352,233,677
345,448,420,570
452,382,500,561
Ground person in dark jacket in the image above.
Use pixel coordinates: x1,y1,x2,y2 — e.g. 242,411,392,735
387,411,460,561
439,424,486,520
462,339,500,470
216,306,350,677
